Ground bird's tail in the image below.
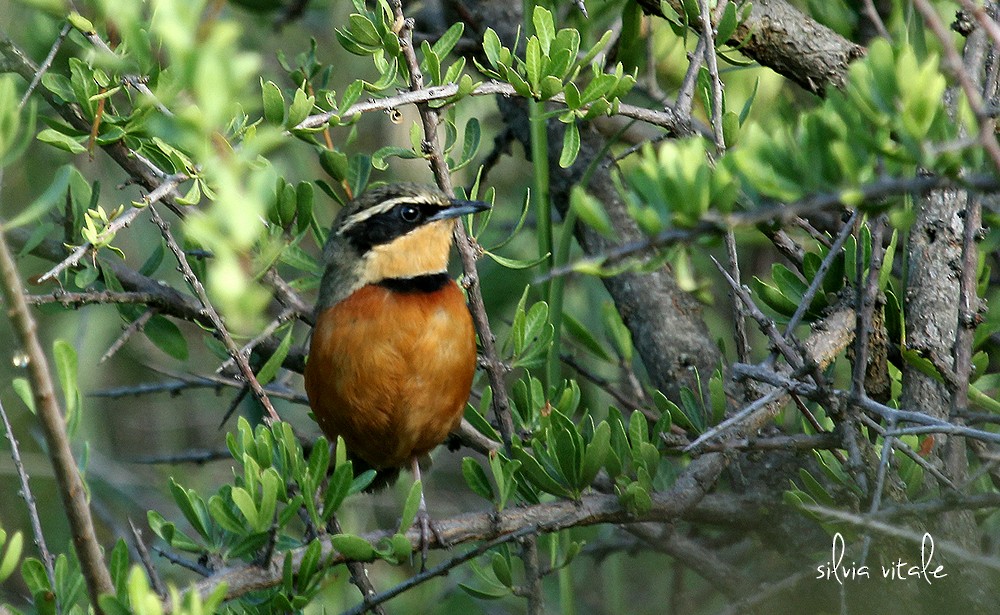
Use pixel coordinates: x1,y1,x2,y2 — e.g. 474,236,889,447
347,453,434,493
349,454,401,492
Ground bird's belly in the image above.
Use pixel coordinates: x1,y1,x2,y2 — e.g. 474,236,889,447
304,281,476,469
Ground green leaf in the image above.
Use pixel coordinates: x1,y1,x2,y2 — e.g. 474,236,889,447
716,1,738,44
465,396,502,443
348,154,372,199
559,121,580,168
371,145,421,170
169,478,211,539
398,480,422,533
491,552,513,587
231,486,259,530
52,340,79,420
256,325,293,386
751,276,797,318
722,111,740,148
37,128,85,154
12,378,35,414
350,469,377,494
462,457,494,500
562,312,612,361
459,582,509,600
108,539,128,594
581,421,610,486
348,13,380,46
0,531,23,583
514,446,572,498
483,29,504,69
452,117,481,171
526,37,542,91
21,558,50,594
297,539,322,591
485,251,550,270
570,185,613,237
208,493,247,535
262,80,285,124
331,534,376,561
433,22,465,58
287,88,315,128
532,6,555,54
287,181,310,226
145,315,189,361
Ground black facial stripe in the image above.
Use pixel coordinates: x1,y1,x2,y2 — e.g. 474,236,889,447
344,202,441,253
377,273,450,293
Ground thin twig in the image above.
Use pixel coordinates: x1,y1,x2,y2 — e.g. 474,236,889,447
561,353,648,415
857,414,958,491
296,80,687,136
147,205,280,423
850,216,887,397
683,388,785,451
861,0,891,40
0,397,59,613
153,547,212,577
130,449,232,465
261,269,312,323
668,431,841,454
874,492,1000,518
781,210,859,340
712,257,810,376
216,307,295,375
90,368,308,404
0,224,115,607
27,290,181,309
101,307,157,363
806,506,1000,572
129,518,167,597
732,363,1000,446
19,22,71,110
73,20,174,117
698,0,725,152
674,35,708,119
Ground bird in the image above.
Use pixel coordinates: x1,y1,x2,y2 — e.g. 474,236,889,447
304,182,488,559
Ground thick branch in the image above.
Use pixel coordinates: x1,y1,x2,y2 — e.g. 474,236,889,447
636,0,865,96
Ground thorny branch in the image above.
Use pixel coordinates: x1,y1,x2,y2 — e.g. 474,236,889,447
0,397,58,613
147,206,280,423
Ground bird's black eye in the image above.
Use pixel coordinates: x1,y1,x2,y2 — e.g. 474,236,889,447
399,205,421,223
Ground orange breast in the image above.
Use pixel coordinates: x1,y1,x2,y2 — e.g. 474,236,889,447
304,280,477,469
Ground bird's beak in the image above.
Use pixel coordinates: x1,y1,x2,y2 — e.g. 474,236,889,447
427,199,491,221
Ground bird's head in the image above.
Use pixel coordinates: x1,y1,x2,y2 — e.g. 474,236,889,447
317,183,490,310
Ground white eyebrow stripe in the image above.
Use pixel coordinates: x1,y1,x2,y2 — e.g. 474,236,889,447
336,194,442,235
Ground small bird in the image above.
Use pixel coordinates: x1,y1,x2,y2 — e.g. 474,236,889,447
304,183,488,555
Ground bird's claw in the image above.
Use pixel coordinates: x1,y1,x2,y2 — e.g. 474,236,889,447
414,508,448,571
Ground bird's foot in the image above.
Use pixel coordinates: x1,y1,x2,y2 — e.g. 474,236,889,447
414,508,448,571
